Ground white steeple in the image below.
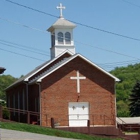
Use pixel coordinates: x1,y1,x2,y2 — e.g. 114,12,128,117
47,3,76,59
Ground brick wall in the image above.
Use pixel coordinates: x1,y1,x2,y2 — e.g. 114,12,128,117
40,56,116,126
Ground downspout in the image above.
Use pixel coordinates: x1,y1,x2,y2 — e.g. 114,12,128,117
36,82,41,126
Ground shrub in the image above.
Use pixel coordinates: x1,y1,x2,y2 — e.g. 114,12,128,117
2,107,10,119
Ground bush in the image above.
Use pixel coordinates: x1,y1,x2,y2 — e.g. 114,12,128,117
2,107,10,119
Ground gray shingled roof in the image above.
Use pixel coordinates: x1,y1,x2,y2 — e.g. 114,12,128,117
29,57,70,84
6,50,73,90
5,60,50,90
47,18,76,32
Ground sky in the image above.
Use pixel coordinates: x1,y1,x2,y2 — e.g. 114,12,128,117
0,0,140,78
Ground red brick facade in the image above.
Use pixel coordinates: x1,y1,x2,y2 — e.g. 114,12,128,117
6,54,117,127
40,57,116,126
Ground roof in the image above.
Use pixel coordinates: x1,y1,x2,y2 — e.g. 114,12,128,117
47,18,76,32
0,67,6,74
6,50,73,90
6,51,120,90
30,53,120,84
117,117,140,124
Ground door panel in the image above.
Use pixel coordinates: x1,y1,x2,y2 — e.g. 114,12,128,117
68,102,89,126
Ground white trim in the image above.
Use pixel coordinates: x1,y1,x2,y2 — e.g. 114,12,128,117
37,53,120,82
70,71,86,93
24,50,73,81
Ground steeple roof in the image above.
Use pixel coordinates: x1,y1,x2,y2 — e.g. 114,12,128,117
47,18,76,32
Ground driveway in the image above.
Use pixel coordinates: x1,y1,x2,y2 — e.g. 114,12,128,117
0,129,78,140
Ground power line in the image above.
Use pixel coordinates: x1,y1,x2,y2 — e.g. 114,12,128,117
75,41,140,60
99,59,140,66
0,42,139,71
0,15,139,60
96,59,140,70
0,15,138,60
0,41,50,56
4,0,58,18
0,47,45,61
1,1,140,68
3,0,140,42
121,0,140,8
0,3,139,60
0,17,47,34
1,21,139,60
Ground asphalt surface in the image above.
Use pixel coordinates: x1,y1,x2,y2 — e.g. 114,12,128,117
0,129,79,140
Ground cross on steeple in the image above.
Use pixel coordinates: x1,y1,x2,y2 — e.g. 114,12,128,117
56,3,65,18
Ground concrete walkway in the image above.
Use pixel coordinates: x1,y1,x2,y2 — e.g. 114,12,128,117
0,129,78,140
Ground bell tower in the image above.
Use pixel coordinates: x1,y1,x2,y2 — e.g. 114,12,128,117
47,3,76,59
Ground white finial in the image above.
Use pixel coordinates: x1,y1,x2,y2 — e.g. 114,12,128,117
56,3,65,18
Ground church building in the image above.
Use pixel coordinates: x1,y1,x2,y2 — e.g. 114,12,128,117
6,4,119,127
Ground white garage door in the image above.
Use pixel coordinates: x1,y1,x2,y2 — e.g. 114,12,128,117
68,102,89,127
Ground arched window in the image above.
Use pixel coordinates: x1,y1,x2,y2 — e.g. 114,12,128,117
65,32,71,44
58,32,63,44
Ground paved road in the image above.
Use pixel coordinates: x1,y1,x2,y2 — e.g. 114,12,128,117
0,129,79,140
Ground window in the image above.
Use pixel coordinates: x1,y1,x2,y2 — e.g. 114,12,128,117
65,32,71,44
58,32,63,44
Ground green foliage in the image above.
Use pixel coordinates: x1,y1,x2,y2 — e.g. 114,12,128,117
2,106,10,119
0,75,17,100
129,81,140,117
110,63,140,117
117,100,130,117
0,99,6,106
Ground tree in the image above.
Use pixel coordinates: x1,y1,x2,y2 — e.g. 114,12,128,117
129,81,140,117
0,75,17,100
117,100,130,117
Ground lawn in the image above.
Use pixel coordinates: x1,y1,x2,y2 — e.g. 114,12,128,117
0,122,122,140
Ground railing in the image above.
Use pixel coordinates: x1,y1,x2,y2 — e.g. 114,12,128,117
116,117,140,133
0,106,40,125
0,106,116,128
49,114,116,128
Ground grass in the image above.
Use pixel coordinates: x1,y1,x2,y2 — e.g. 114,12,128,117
0,122,122,140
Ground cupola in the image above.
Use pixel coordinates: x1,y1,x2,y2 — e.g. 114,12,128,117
47,3,76,59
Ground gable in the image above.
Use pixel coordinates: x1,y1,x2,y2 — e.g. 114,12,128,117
29,54,119,84
40,57,115,94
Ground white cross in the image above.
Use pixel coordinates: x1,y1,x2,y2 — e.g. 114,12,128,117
56,3,66,18
70,71,86,93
